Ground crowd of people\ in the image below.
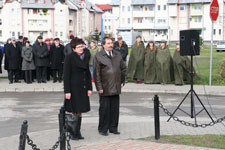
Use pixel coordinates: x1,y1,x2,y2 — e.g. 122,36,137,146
0,34,101,84
0,34,196,86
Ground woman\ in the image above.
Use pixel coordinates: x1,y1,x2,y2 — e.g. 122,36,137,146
64,38,92,140
21,41,35,84
144,41,158,84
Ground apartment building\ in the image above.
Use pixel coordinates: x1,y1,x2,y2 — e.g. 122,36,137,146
131,0,169,42
21,0,55,40
1,0,22,41
110,0,225,44
168,0,225,43
0,0,102,41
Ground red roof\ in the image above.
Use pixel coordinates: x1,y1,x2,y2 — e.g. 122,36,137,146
96,4,112,11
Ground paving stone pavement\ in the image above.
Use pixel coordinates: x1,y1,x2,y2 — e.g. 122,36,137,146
76,140,220,150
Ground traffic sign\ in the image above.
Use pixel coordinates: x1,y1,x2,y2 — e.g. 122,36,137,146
210,0,219,21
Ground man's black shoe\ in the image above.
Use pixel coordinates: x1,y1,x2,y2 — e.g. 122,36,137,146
14,80,21,83
109,131,120,135
99,132,108,136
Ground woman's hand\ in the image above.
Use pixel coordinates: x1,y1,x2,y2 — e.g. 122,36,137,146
65,93,71,100
88,90,92,97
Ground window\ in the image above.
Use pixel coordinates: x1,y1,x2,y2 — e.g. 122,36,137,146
55,32,58,36
0,19,2,25
180,5,186,11
193,4,202,10
158,19,166,23
158,5,160,11
33,9,38,14
60,32,63,36
138,18,143,23
69,10,73,15
105,26,107,30
148,5,154,11
128,6,130,12
29,0,35,3
108,26,111,30
17,8,20,14
122,6,125,12
138,6,143,11
128,18,130,24
69,20,73,26
164,5,166,10
219,29,221,35
213,29,216,35
194,16,202,23
145,17,154,23
12,32,15,36
0,30,2,37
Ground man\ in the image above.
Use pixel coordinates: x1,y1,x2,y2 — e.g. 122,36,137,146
0,43,3,74
94,37,126,136
50,38,65,83
127,35,145,84
113,35,128,62
4,38,12,74
16,36,25,80
7,37,21,84
33,35,49,83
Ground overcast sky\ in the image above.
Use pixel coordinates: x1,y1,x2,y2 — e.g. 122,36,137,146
88,0,111,4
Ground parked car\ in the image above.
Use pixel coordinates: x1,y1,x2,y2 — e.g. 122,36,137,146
216,41,225,52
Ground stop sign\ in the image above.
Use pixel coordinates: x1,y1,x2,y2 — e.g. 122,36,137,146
210,0,219,21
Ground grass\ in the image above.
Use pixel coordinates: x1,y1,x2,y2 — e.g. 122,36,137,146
140,134,225,149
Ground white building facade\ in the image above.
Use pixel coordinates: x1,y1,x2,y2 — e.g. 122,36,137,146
0,1,22,41
21,0,55,41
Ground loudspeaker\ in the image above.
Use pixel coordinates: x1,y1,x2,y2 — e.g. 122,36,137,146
180,30,200,56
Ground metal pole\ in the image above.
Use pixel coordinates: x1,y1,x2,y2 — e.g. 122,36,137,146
209,20,214,86
59,106,66,150
154,95,160,140
18,120,28,150
101,15,103,43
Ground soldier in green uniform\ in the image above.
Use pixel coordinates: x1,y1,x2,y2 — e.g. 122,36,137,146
127,35,145,84
144,41,158,84
156,40,173,84
173,42,191,85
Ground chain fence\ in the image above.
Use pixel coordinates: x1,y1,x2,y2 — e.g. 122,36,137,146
25,126,71,150
156,99,225,128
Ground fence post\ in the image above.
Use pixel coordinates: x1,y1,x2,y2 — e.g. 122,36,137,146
18,120,28,150
154,95,160,140
59,106,66,150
